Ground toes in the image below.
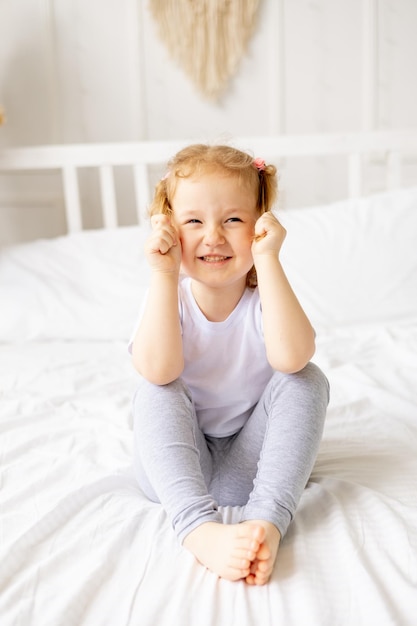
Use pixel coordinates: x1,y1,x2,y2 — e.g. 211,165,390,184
239,523,266,545
233,546,252,561
222,557,251,581
255,574,270,585
256,543,271,561
229,555,251,571
245,549,274,586
238,547,257,562
257,558,272,573
227,568,251,582
252,525,266,543
254,559,273,584
235,538,258,558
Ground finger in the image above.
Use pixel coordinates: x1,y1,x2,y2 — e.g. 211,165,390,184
257,213,286,236
157,237,171,255
252,230,268,243
151,213,171,229
256,212,277,229
253,216,268,241
151,214,178,244
146,231,174,255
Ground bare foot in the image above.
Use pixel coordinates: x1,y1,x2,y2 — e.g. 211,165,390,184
183,521,265,581
244,520,281,586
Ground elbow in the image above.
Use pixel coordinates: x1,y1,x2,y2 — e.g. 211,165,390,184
143,370,183,386
132,354,184,386
268,340,316,374
269,358,309,375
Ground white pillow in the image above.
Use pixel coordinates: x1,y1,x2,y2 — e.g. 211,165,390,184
277,187,417,329
0,225,151,341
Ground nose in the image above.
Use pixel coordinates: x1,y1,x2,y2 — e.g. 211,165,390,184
203,224,225,247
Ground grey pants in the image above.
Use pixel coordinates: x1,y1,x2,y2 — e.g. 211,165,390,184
132,362,329,543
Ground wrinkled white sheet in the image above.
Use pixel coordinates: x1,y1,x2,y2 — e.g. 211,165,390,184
1,323,416,626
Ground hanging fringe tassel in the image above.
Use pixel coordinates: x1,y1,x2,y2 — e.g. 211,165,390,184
149,0,260,100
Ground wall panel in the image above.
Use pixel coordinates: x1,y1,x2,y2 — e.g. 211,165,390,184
52,0,142,142
378,0,417,128
0,0,55,146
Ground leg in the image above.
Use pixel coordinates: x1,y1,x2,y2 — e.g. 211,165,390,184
219,362,330,584
132,376,220,539
132,377,264,581
243,363,329,529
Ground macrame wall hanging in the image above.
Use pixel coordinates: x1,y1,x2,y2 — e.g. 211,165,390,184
149,0,261,100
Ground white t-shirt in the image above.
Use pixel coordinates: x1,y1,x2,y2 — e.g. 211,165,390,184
130,276,274,437
178,278,273,437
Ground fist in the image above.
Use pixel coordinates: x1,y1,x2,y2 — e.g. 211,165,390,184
252,212,286,257
145,214,182,273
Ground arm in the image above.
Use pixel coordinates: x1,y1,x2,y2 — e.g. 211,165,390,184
131,214,184,385
252,212,316,373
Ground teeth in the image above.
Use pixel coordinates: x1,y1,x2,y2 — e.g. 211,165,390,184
201,256,228,262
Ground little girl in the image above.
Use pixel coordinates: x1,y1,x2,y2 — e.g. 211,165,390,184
130,143,329,585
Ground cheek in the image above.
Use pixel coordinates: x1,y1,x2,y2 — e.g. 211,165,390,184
178,233,194,262
239,227,256,249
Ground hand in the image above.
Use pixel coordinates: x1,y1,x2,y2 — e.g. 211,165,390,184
145,214,182,274
251,212,286,258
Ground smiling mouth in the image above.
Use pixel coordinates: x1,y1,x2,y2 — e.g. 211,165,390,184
199,255,231,262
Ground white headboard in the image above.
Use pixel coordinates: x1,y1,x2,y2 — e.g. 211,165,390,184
1,130,417,235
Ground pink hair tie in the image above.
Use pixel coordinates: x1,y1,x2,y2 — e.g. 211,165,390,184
253,157,266,171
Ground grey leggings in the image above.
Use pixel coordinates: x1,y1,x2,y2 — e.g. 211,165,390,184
132,362,329,543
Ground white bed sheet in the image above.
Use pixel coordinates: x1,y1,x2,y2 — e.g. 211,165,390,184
1,187,417,625
1,323,416,626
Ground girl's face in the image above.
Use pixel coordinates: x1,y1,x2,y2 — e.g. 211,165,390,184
171,172,258,291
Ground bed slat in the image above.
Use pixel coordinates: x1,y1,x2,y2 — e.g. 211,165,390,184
133,163,151,224
62,165,82,233
99,164,118,228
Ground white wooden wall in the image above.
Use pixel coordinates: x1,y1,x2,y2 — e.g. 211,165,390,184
1,0,417,244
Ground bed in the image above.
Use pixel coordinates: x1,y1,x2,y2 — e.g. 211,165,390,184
1,132,417,626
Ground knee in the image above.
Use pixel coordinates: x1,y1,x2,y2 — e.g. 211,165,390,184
299,362,330,399
269,362,330,405
297,362,330,410
133,376,194,422
134,375,190,401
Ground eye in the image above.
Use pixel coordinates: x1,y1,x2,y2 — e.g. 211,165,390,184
226,217,243,223
186,218,202,224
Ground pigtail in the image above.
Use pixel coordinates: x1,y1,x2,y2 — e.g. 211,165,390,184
256,163,277,214
149,178,173,217
249,161,278,289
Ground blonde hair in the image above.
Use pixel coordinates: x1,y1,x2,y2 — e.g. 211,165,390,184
149,143,278,288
